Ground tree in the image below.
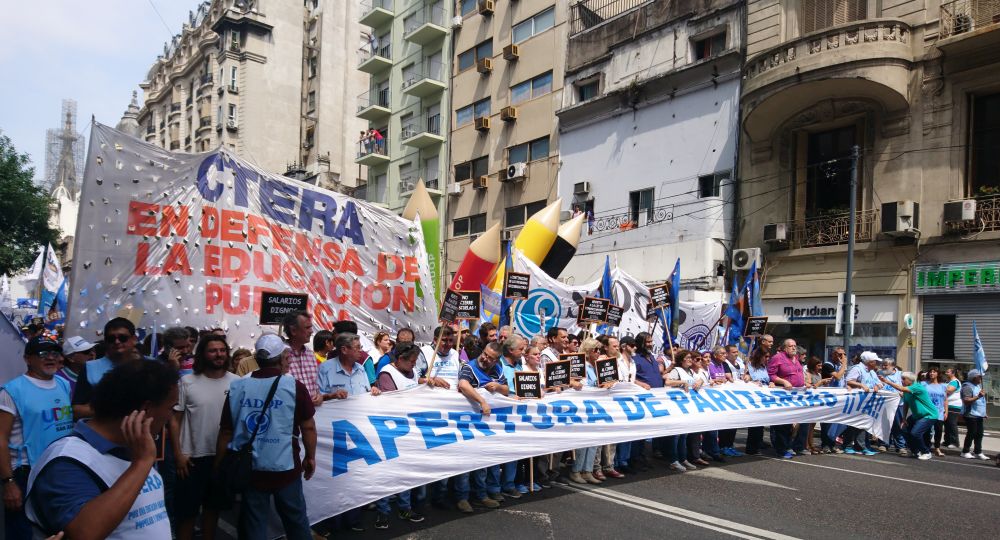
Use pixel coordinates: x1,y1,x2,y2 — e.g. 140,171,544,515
0,131,59,276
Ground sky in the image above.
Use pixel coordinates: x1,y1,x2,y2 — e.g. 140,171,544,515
0,1,200,184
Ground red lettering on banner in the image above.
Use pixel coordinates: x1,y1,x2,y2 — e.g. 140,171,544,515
282,260,306,289
392,285,415,311
127,202,158,236
201,206,219,238
252,252,282,282
205,283,223,313
342,249,363,276
204,245,222,277
269,222,293,254
293,233,320,265
134,242,153,274
160,205,190,237
163,244,193,275
247,214,270,245
314,303,333,329
331,277,350,304
365,283,391,310
220,209,246,242
378,254,403,282
322,242,342,271
221,247,250,280
308,271,328,301
403,256,419,283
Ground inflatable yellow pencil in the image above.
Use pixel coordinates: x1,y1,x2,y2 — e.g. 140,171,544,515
491,199,561,289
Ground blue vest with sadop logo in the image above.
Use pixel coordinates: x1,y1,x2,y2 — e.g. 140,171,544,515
3,375,73,467
227,375,297,471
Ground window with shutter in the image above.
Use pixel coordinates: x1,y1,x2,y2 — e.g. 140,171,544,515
800,0,867,35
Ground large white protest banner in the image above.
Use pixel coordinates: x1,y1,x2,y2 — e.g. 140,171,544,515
304,384,898,523
66,124,438,345
677,300,724,350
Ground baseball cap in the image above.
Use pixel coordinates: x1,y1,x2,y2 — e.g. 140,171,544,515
63,336,96,356
860,351,880,363
25,336,61,356
255,333,290,361
967,369,982,379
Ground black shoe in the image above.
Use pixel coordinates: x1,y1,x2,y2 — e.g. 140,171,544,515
711,454,726,463
374,513,389,529
398,510,425,523
618,464,635,474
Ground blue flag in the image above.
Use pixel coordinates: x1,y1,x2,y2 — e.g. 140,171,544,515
750,263,763,317
973,321,989,373
659,259,680,348
596,256,613,335
724,275,745,346
499,243,514,328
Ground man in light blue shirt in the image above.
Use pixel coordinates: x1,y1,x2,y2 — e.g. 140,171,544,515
318,334,381,400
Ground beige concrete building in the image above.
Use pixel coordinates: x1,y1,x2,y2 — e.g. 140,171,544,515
135,0,369,191
443,0,567,281
739,0,1000,386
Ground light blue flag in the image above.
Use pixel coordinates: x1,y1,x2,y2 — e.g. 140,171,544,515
973,321,988,373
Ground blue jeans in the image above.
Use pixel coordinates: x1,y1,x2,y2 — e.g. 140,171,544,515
485,464,502,495
240,477,312,540
773,424,793,455
4,466,31,540
889,407,907,449
792,424,809,452
663,434,687,462
903,417,935,455
498,460,518,491
701,431,721,457
614,441,632,468
746,426,765,453
376,489,412,514
454,469,487,501
572,447,598,473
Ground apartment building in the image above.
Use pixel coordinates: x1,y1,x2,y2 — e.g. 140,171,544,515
135,0,368,191
355,0,453,214
556,0,742,297
443,0,568,281
739,0,1000,390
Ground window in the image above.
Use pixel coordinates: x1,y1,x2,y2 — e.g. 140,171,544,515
457,98,490,126
804,125,858,218
230,66,238,89
473,98,491,119
629,188,654,225
456,105,473,126
217,105,223,123
693,31,726,60
304,128,314,148
970,93,1000,197
932,314,956,360
801,0,866,35
307,91,316,112
577,80,599,102
309,54,318,78
227,104,237,123
455,156,489,181
453,213,487,237
507,137,550,164
459,0,477,17
698,171,729,198
505,200,548,228
458,40,493,71
511,72,553,104
513,7,555,43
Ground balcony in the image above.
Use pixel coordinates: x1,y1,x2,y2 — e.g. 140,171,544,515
358,44,392,74
948,194,1000,233
938,0,1000,53
399,173,442,195
589,204,675,234
401,61,446,98
199,73,213,90
186,96,193,107
783,209,880,249
360,0,394,28
356,88,391,121
146,124,155,134
169,102,181,113
404,5,447,46
355,139,390,166
401,114,444,148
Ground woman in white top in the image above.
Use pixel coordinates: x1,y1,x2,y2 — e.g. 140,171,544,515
569,339,611,486
664,350,702,472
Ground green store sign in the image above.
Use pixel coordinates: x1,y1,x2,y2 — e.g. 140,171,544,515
914,261,1000,294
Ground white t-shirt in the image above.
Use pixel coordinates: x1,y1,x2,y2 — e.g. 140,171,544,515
174,372,239,458
540,347,560,366
693,368,711,386
0,377,58,469
615,355,636,383
668,367,696,383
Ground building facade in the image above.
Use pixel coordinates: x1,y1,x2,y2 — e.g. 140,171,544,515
355,0,453,214
135,0,369,191
442,0,568,282
739,0,1000,395
556,0,743,297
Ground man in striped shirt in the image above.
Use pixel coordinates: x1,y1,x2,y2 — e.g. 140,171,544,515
282,311,322,406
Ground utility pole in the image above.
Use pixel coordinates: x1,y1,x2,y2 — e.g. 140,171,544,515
842,145,860,356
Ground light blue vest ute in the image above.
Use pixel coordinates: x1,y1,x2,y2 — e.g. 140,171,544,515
227,375,297,471
3,375,73,467
85,357,116,386
963,382,987,418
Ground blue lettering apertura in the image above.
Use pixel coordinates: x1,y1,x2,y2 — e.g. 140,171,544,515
447,411,495,440
732,390,759,408
722,390,749,410
689,390,720,413
704,389,741,412
550,400,583,425
332,420,380,476
666,390,691,414
755,391,777,408
369,415,410,461
613,396,646,420
638,393,670,417
583,400,614,423
870,395,886,418
491,406,518,433
408,411,457,450
518,403,555,429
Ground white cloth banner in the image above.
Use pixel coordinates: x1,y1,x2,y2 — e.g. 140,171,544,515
304,384,898,523
65,124,438,346
677,300,723,351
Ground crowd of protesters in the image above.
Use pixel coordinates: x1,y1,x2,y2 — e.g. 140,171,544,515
1,314,995,539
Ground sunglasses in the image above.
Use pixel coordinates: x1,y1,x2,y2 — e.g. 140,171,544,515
105,334,132,344
34,350,61,359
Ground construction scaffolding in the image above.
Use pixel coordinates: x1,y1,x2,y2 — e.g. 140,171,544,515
43,99,86,197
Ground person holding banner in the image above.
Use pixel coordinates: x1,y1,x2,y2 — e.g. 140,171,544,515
879,371,938,461
317,334,381,400
419,327,461,389
595,336,626,479
630,333,665,471
496,336,526,499
568,339,612,485
665,350,700,471
744,345,775,456
281,311,321,406
540,328,569,365
455,342,509,510
943,367,963,450
819,348,849,454
768,339,806,459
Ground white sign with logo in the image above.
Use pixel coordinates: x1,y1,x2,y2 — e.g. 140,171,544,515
764,295,898,324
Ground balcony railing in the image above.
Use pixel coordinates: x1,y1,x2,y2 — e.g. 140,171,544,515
940,0,1000,39
200,73,213,85
169,103,181,112
357,138,388,159
950,194,1000,233
199,116,212,128
570,0,649,35
146,124,155,134
589,204,674,234
357,88,390,111
358,43,392,64
401,114,442,138
399,172,440,193
402,61,445,89
788,209,880,249
404,4,445,35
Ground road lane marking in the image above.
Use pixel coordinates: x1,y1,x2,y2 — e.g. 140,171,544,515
562,484,802,540
687,467,799,490
763,457,1000,497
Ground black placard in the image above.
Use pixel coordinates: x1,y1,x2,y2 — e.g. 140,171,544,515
561,352,586,379
259,292,308,325
439,289,462,322
544,360,571,388
596,358,619,384
605,304,624,327
648,284,671,309
744,316,769,337
578,297,611,324
514,371,542,399
504,272,531,299
440,289,481,322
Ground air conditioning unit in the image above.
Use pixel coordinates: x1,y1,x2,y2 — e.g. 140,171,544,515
473,175,488,190
881,200,920,237
475,116,491,131
477,57,493,74
479,0,495,16
503,44,519,61
448,183,462,196
763,223,787,243
732,248,761,271
501,106,518,122
501,229,514,241
506,162,528,181
573,181,591,194
943,199,977,222
226,120,237,130
452,15,463,28
400,181,415,193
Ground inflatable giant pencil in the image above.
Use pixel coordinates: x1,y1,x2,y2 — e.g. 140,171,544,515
450,223,501,292
401,179,441,300
539,212,585,278
491,199,561,290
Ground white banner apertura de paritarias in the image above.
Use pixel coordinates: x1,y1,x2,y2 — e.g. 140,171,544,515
66,124,438,346
303,384,898,524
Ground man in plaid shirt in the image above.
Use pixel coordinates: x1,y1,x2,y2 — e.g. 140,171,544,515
283,310,323,405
